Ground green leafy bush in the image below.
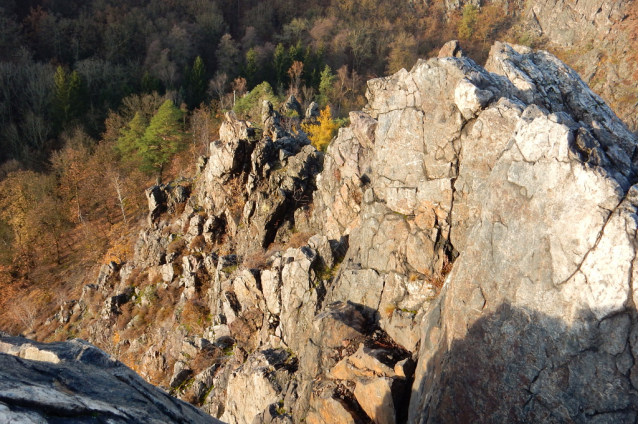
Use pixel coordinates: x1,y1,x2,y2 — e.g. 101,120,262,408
233,82,280,123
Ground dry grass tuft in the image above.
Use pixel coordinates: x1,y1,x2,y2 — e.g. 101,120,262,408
428,255,454,292
180,299,211,335
242,249,271,270
287,231,312,249
189,235,206,252
167,238,187,256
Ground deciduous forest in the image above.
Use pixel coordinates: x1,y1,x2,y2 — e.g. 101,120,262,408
0,0,526,331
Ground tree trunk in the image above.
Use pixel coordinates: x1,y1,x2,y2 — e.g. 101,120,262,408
156,164,163,186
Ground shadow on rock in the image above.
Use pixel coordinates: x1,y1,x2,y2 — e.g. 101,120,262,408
410,302,638,424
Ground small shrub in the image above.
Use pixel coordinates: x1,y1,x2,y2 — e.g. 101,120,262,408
116,303,135,331
287,231,312,249
182,219,191,234
155,284,180,322
223,344,235,356
84,290,106,315
104,239,133,265
243,249,270,270
190,347,222,375
167,238,186,256
225,177,246,221
427,255,454,292
302,106,339,152
125,267,142,285
132,270,149,288
140,285,159,304
180,299,211,335
189,235,206,252
221,264,238,274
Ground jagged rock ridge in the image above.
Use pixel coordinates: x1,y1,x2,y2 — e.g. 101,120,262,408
450,0,638,131
20,40,638,424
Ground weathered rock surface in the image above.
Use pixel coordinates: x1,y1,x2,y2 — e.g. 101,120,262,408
307,40,638,423
354,42,637,423
221,349,294,424
0,336,221,423
29,38,638,424
516,0,638,129
450,1,638,131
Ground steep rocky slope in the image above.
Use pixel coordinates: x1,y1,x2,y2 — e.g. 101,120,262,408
20,40,638,423
454,0,638,132
523,0,638,132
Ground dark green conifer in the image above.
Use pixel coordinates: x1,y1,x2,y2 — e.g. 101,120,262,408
187,56,207,107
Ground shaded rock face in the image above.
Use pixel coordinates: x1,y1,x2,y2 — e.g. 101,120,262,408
0,336,221,423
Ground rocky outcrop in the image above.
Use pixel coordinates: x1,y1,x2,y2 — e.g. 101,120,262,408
406,43,638,423
30,39,638,424
528,0,638,132
447,1,638,132
301,40,638,423
0,336,221,423
332,41,637,423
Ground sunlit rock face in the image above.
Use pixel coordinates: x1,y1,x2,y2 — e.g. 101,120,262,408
27,39,638,424
313,40,638,423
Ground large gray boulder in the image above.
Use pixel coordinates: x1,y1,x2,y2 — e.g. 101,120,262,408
0,336,222,423
309,41,638,423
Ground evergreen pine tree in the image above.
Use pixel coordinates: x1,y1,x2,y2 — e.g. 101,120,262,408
188,56,207,107
116,112,148,157
244,48,258,89
318,65,335,108
53,66,70,129
304,45,324,88
459,4,479,40
67,71,85,120
141,71,161,94
52,67,85,130
288,40,304,63
141,100,185,183
273,43,288,88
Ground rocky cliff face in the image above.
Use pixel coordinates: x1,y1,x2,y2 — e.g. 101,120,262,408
317,40,638,423
523,0,638,132
450,0,638,132
22,41,638,423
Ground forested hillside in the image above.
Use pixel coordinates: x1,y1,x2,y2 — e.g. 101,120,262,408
0,0,523,165
2,0,637,336
0,0,523,332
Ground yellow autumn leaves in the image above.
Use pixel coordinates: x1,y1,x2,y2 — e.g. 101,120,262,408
302,105,339,152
